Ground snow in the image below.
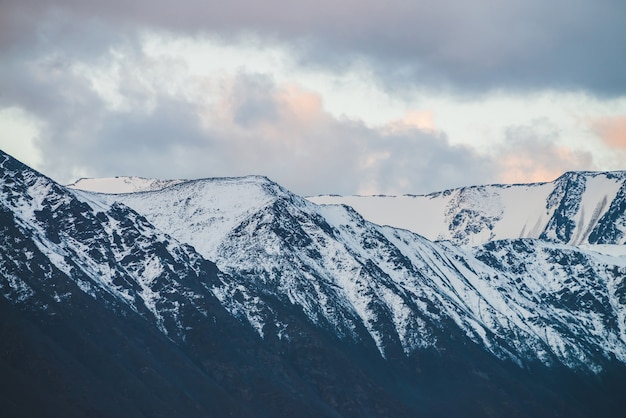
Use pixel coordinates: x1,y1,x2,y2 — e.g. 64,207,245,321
1,271,35,302
310,194,451,240
93,176,283,260
570,174,623,244
309,183,555,243
7,158,626,371
70,170,626,370
578,244,626,259
67,176,186,194
309,200,626,369
309,172,626,246
489,184,553,239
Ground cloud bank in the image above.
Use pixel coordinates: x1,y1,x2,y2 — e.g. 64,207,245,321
3,0,625,95
1,0,624,195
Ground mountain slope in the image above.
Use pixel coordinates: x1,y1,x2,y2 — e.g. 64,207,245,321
0,153,258,416
85,174,626,373
310,171,626,246
5,152,626,416
1,152,419,417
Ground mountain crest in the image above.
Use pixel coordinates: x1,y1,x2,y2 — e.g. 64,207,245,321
310,170,626,246
4,149,626,417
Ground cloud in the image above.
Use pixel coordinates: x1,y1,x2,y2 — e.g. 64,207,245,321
591,115,626,150
385,110,436,133
0,34,498,195
0,107,43,169
0,18,615,197
496,120,595,183
2,0,625,96
359,128,494,194
206,75,494,195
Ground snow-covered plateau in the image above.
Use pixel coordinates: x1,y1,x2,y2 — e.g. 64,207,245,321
310,171,626,246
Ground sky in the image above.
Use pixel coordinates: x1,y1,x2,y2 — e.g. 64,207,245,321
1,0,625,196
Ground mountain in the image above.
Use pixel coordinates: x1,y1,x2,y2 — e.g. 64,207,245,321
3,150,626,416
67,176,186,194
78,174,626,373
310,171,626,246
0,152,417,417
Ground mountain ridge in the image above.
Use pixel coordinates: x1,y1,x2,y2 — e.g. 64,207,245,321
69,170,626,247
70,168,626,372
4,149,626,416
310,170,626,246
2,150,425,417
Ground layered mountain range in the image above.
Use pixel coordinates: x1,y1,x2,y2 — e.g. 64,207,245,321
3,149,626,417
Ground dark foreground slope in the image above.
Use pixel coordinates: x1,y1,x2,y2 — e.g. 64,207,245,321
2,150,626,417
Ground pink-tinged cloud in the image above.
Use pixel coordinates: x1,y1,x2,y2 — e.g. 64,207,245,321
591,115,626,150
39,66,491,195
7,36,580,196
495,120,595,184
385,110,437,133
500,147,588,183
275,85,324,126
498,145,593,184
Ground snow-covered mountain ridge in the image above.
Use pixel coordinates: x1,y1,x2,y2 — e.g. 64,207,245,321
4,151,406,417
310,171,626,246
72,175,289,260
5,150,626,416
68,176,186,194
0,153,238,343
70,172,626,372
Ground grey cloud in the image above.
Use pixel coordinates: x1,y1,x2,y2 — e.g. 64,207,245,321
0,36,498,194
36,99,210,182
2,0,625,96
0,41,207,181
0,27,601,195
368,132,494,193
494,119,595,183
229,73,279,127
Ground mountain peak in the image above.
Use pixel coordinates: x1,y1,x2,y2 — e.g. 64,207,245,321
88,174,300,260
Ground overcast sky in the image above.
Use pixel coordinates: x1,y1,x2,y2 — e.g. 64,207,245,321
1,0,625,195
